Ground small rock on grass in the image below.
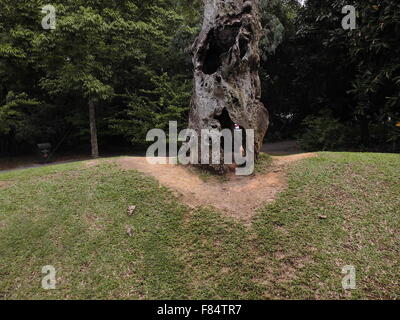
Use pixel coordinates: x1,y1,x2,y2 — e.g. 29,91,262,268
127,205,136,216
319,214,327,219
127,227,134,237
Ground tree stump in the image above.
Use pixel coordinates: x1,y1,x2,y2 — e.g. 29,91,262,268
188,0,269,173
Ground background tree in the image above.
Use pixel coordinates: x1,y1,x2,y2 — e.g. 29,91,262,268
37,4,115,158
294,0,400,151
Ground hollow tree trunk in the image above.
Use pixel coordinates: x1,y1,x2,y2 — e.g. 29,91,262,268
189,0,269,173
89,99,99,158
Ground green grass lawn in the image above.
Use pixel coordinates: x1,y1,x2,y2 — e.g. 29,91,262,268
0,152,399,299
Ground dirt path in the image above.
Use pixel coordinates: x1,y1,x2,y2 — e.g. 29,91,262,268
261,140,302,155
0,141,301,172
0,181,12,189
116,153,317,224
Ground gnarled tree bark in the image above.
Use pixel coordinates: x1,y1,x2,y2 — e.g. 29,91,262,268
189,0,269,173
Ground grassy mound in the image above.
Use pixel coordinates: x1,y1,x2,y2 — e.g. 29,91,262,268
0,152,398,299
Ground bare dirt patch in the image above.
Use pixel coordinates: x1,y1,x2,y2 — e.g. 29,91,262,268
115,153,317,224
84,159,101,168
0,181,13,189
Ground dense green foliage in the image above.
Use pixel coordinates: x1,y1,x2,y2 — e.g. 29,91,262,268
293,0,400,151
0,0,399,156
0,0,200,155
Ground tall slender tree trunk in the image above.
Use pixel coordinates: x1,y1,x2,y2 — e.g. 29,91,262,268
360,116,370,147
89,99,99,158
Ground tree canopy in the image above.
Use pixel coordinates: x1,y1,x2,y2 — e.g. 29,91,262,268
1,0,399,156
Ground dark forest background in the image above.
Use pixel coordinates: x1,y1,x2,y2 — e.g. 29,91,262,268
1,0,399,158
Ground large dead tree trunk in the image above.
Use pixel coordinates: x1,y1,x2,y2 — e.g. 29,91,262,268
189,0,269,173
